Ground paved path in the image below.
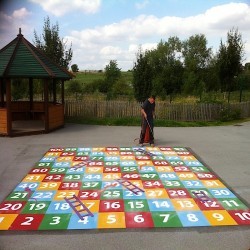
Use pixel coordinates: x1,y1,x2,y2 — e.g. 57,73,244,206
0,122,249,250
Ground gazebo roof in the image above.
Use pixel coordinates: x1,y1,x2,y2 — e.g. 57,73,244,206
0,29,73,80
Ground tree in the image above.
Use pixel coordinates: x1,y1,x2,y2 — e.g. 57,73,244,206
66,80,82,99
104,60,122,99
34,16,73,69
132,48,153,102
71,64,79,73
217,28,244,102
149,37,183,102
182,34,212,99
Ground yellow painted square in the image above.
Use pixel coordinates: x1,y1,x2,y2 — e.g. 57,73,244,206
179,155,197,161
78,200,100,213
202,180,225,188
145,188,169,199
102,173,121,181
155,166,174,172
98,212,126,228
137,161,153,166
54,190,79,201
172,198,200,211
106,152,119,156
22,174,46,182
120,156,135,160
177,172,198,180
162,151,178,156
203,210,237,226
129,180,143,189
71,161,84,167
45,152,61,157
92,147,105,151
0,214,18,230
86,167,103,174
37,182,60,190
56,156,74,162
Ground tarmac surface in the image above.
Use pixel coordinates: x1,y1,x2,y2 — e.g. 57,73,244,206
0,122,250,250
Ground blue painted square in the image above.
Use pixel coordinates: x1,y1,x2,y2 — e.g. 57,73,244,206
140,166,156,173
209,188,237,198
53,161,71,168
177,211,210,227
101,181,122,189
32,191,56,201
182,180,204,188
14,182,39,191
67,213,98,229
123,189,146,199
147,199,174,211
67,167,85,174
184,160,204,167
82,174,102,181
46,201,73,214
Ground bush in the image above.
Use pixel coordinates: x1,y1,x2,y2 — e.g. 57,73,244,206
219,107,241,121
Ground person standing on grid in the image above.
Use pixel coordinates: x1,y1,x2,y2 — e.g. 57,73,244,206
139,95,156,147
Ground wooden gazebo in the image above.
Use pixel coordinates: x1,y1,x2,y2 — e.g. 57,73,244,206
0,29,73,136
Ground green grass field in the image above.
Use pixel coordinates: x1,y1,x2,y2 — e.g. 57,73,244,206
65,71,250,103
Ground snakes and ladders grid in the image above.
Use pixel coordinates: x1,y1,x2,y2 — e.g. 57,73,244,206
0,146,249,230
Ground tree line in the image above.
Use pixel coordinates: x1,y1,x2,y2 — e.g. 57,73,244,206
133,29,249,103
11,17,250,103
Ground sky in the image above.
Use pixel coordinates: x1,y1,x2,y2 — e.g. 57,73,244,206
0,0,250,71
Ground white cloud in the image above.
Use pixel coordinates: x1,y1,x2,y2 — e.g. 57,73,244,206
66,3,250,70
29,0,101,16
0,8,32,46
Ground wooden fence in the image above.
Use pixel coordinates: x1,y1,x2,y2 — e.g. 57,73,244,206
64,100,250,121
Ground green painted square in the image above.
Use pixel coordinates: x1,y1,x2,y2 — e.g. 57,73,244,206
100,189,123,200
140,173,160,181
82,181,102,190
49,167,68,174
217,198,249,210
39,214,71,230
124,199,149,212
21,201,51,214
6,191,30,201
151,211,183,227
35,162,54,168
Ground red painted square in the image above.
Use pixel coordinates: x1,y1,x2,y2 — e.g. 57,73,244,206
195,173,217,180
173,166,190,172
142,180,164,189
9,214,44,230
29,168,50,174
167,188,192,199
73,156,88,161
153,161,169,166
121,173,140,180
0,201,26,214
195,198,224,210
135,155,151,161
228,210,250,225
61,152,75,156
103,167,121,173
59,182,81,190
99,200,124,212
43,174,64,182
125,212,154,228
78,190,101,200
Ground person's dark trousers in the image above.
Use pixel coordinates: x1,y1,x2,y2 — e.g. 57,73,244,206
139,117,154,144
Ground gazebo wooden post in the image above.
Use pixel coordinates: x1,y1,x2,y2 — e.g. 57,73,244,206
61,80,64,104
6,79,12,136
52,79,57,104
44,79,49,132
29,78,33,111
0,79,4,107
